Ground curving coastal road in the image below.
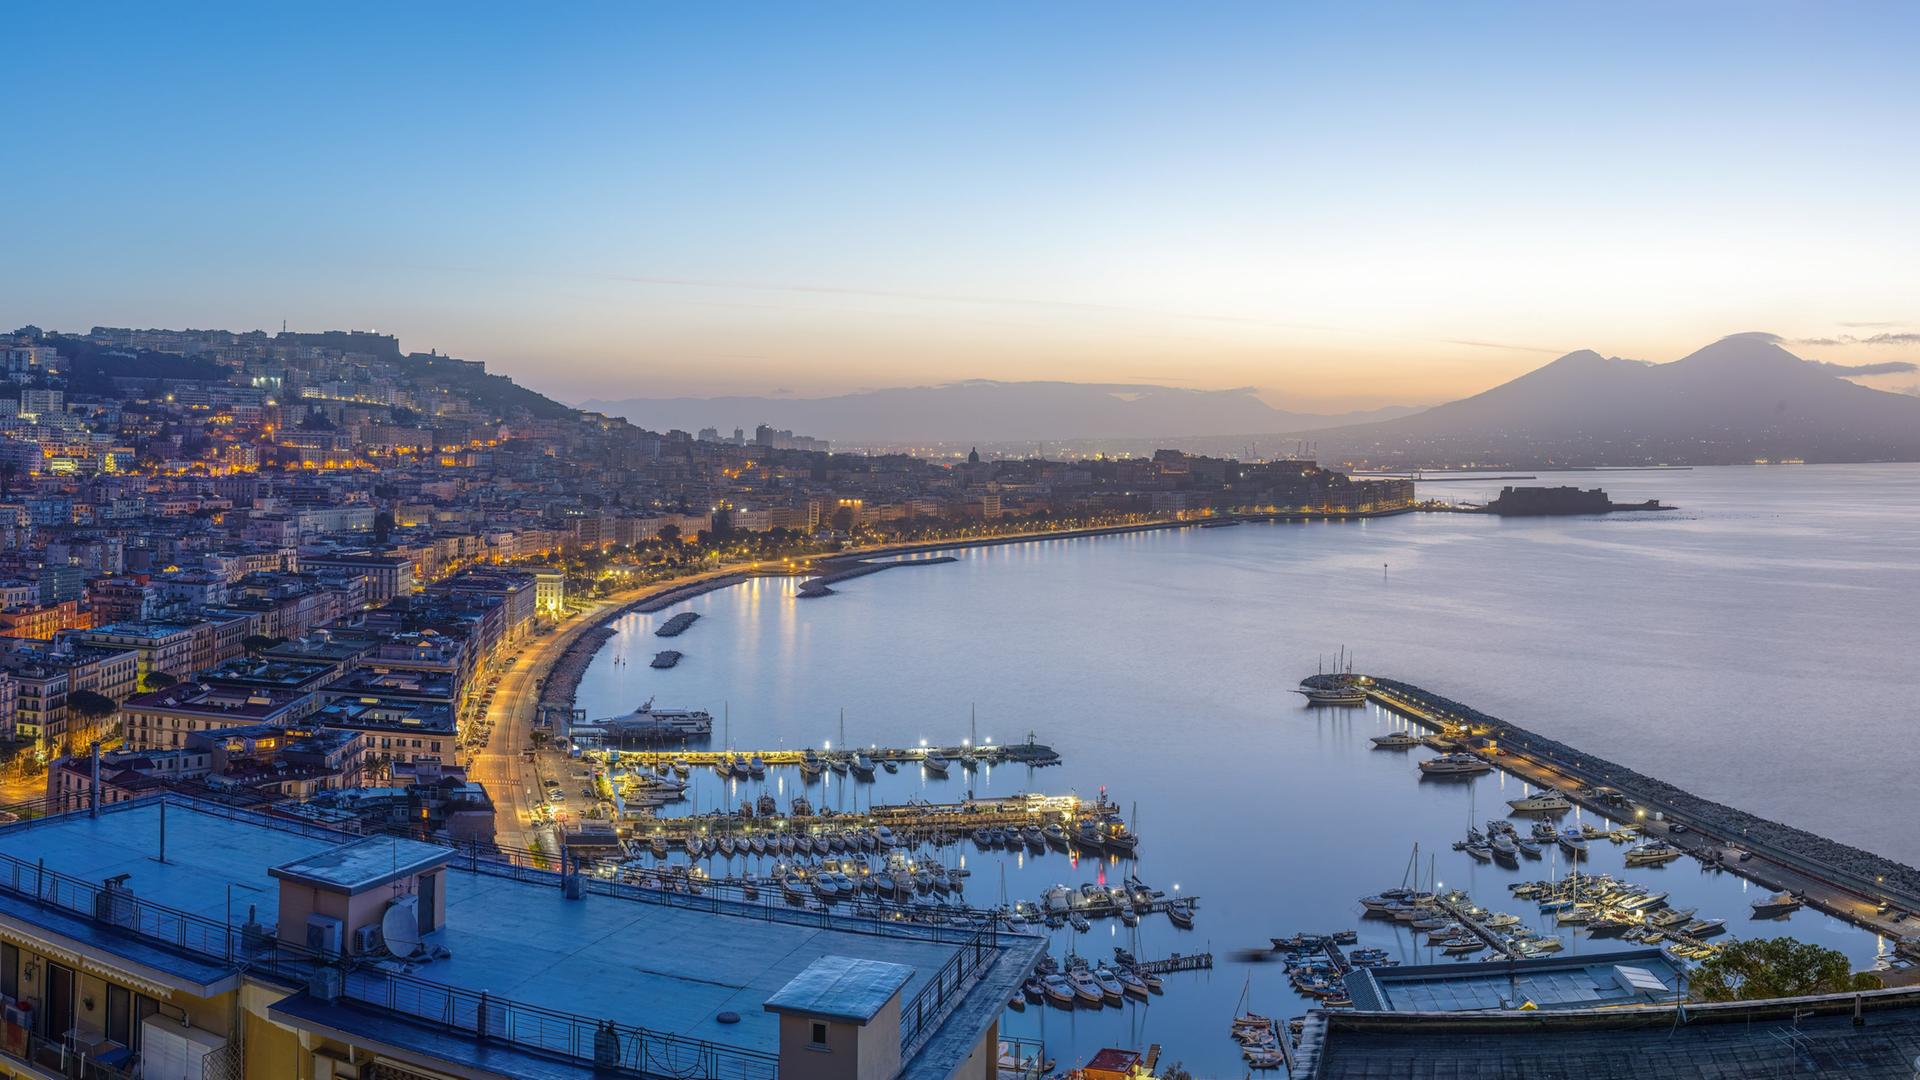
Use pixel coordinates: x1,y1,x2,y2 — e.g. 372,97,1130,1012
465,564,794,855
465,518,1194,852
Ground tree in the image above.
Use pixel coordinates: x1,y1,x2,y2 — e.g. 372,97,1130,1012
142,670,179,692
373,510,395,544
656,523,681,546
829,506,855,534
242,634,283,657
64,690,121,757
1690,936,1879,1002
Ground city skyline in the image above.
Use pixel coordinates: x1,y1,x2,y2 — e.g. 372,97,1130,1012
8,3,1920,410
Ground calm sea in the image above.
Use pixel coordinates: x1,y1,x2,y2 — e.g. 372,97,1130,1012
573,463,1920,1075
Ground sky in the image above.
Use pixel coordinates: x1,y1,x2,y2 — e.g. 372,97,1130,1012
5,1,1920,411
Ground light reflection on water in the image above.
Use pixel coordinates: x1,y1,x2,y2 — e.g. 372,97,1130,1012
574,464,1919,1075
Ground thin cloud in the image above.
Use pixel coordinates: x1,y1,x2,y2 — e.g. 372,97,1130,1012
1792,332,1920,347
1811,360,1919,376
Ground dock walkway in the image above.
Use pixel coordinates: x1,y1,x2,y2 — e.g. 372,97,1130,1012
1135,952,1213,975
1354,676,1920,944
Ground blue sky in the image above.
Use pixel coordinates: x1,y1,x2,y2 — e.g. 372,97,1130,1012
6,2,1918,408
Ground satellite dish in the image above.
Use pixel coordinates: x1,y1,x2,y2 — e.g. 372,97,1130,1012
382,894,422,957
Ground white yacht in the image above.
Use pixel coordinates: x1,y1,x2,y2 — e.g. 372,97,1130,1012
1370,731,1423,749
1419,753,1493,776
1624,841,1685,867
1751,891,1803,918
1506,790,1573,813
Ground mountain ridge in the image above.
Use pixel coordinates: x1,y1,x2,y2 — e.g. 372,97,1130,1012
580,380,1424,445
1294,333,1920,466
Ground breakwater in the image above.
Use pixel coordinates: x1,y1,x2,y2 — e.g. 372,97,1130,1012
798,556,959,598
1356,675,1920,925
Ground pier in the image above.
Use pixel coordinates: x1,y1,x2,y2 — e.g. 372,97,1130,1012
627,792,1108,845
1433,893,1518,959
1335,673,1920,945
600,738,1062,769
797,555,959,598
650,650,682,668
1135,952,1213,975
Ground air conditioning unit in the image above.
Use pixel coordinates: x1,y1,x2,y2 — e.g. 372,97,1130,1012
351,921,384,955
306,914,343,957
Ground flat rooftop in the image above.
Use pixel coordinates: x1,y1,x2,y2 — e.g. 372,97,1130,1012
270,835,450,894
1300,991,1920,1079
0,800,1033,1069
1344,948,1688,1012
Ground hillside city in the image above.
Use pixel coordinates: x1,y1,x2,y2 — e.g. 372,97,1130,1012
0,324,1413,823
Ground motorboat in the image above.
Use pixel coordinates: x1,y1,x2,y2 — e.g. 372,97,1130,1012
1370,731,1423,749
1507,790,1573,814
1556,829,1589,857
1167,899,1196,929
748,756,767,778
800,750,824,777
1419,753,1493,777
1092,966,1125,1004
1042,823,1070,850
1624,841,1685,867
921,752,951,777
1750,892,1803,918
851,754,876,779
1114,967,1149,998
1490,835,1519,865
1042,975,1077,1008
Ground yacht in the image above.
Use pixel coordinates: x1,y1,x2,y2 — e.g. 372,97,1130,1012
1624,841,1685,867
1506,790,1573,814
1042,975,1077,1008
1067,969,1105,1007
1370,731,1423,749
1419,753,1493,776
1092,967,1126,1004
1489,835,1519,865
1751,892,1803,918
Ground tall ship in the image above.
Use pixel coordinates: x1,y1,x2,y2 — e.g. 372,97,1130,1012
1297,648,1368,706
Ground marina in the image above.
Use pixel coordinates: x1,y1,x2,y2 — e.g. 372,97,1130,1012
564,472,1918,1076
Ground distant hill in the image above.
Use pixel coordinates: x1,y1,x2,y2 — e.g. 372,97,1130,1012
1301,333,1920,467
580,381,1422,445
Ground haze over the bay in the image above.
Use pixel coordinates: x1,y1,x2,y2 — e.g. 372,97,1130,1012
7,4,1920,412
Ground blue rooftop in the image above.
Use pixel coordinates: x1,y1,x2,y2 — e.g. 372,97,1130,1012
1344,947,1689,1012
764,955,916,1023
0,798,1040,1074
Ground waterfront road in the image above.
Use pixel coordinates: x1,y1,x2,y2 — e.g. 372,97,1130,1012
466,564,789,855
